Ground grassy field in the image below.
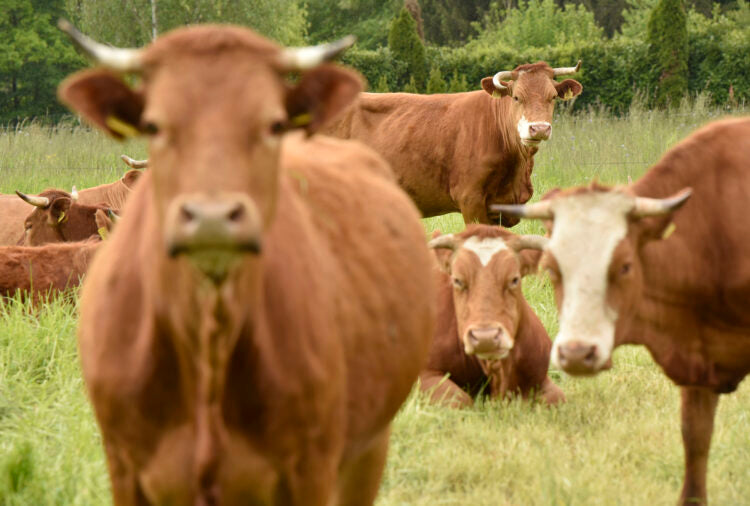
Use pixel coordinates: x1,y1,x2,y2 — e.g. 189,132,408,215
1,99,749,505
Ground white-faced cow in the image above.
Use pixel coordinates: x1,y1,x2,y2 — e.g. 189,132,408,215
59,21,434,506
493,117,750,505
421,225,564,408
322,61,582,226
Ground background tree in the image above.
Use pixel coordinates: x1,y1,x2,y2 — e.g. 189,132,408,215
388,6,428,90
420,0,492,46
647,0,688,107
426,66,447,93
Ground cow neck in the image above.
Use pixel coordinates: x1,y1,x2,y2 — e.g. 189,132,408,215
80,180,130,210
487,94,528,161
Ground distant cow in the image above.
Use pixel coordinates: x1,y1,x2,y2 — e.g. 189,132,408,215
421,225,564,408
493,117,750,505
59,21,434,505
15,189,114,246
322,61,582,226
0,169,141,245
0,239,100,302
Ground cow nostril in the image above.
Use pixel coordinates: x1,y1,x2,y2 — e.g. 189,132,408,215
468,332,479,346
227,204,244,222
584,345,598,365
180,205,195,223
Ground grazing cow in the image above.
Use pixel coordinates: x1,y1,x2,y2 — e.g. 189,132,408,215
493,117,750,505
16,189,114,246
322,62,582,226
0,239,100,302
421,225,564,408
59,21,434,505
0,169,141,246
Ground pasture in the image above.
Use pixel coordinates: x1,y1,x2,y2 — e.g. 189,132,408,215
2,98,750,505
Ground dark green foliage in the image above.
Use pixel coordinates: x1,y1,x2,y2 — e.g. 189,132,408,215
388,7,428,90
448,69,470,92
420,0,492,46
403,75,419,93
647,0,688,107
426,66,448,94
374,74,391,92
0,0,85,124
307,0,401,49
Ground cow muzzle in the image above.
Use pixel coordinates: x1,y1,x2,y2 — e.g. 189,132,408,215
463,326,513,360
520,121,552,146
553,340,606,376
165,193,262,280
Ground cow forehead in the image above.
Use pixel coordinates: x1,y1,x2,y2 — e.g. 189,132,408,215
461,236,510,267
548,192,634,286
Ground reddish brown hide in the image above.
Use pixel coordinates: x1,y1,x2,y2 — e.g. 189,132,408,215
17,189,115,246
421,225,563,408
322,61,582,226
502,117,750,505
0,169,141,246
61,24,434,506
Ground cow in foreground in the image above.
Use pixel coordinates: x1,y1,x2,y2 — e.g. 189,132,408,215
421,225,564,408
322,62,582,226
60,21,434,505
494,117,750,505
0,169,141,245
15,189,114,246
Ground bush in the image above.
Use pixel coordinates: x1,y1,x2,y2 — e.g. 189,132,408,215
388,7,428,90
647,0,689,107
426,66,448,94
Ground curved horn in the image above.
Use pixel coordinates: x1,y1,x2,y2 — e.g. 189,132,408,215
106,209,121,223
492,70,513,90
120,154,149,169
490,200,553,220
631,187,692,218
279,35,356,71
58,19,143,73
427,233,459,251
553,60,582,77
71,186,79,201
15,191,50,208
513,235,549,251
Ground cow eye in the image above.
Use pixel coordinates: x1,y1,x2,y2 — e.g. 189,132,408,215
509,276,520,289
270,120,287,135
620,262,632,276
513,96,519,102
142,121,159,135
452,277,466,291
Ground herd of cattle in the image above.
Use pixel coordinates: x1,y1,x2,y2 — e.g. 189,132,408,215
2,18,747,505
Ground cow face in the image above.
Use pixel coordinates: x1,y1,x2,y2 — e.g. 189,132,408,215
492,186,691,375
481,62,582,147
58,24,361,283
430,228,546,360
16,189,107,246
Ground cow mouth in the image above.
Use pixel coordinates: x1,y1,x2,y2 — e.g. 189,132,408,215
167,241,262,284
521,138,542,146
476,350,509,361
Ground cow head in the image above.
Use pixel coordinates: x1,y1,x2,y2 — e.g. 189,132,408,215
16,188,112,246
481,61,582,147
492,184,692,375
57,21,361,283
429,225,547,361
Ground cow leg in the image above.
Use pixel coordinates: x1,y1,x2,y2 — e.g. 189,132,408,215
539,377,566,405
678,386,719,505
103,440,150,505
419,370,474,408
336,427,390,506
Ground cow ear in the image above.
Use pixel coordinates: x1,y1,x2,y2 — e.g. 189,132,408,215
58,69,145,140
518,250,542,277
122,169,143,188
481,77,511,98
285,64,363,134
48,198,72,226
555,79,583,101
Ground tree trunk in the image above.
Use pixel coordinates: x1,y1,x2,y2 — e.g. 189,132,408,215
150,0,158,40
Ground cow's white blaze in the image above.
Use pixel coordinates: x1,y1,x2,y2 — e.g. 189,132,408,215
462,236,508,267
547,192,634,370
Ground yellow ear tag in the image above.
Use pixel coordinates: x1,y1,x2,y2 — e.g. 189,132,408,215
97,227,109,240
290,113,312,127
563,89,575,100
105,115,140,138
662,222,676,240
492,90,503,99
57,211,66,224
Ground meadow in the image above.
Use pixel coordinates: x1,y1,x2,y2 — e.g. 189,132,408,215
1,98,750,505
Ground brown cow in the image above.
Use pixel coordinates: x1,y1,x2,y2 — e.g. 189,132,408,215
322,62,582,226
0,238,100,302
0,169,141,246
493,117,750,505
15,189,114,246
59,21,434,506
421,225,564,408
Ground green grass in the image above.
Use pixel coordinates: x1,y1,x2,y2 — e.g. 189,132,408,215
1,100,749,504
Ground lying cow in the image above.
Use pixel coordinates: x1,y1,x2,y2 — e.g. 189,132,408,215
0,169,141,245
59,21,434,505
421,225,564,408
16,189,114,246
322,62,582,226
493,116,750,505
